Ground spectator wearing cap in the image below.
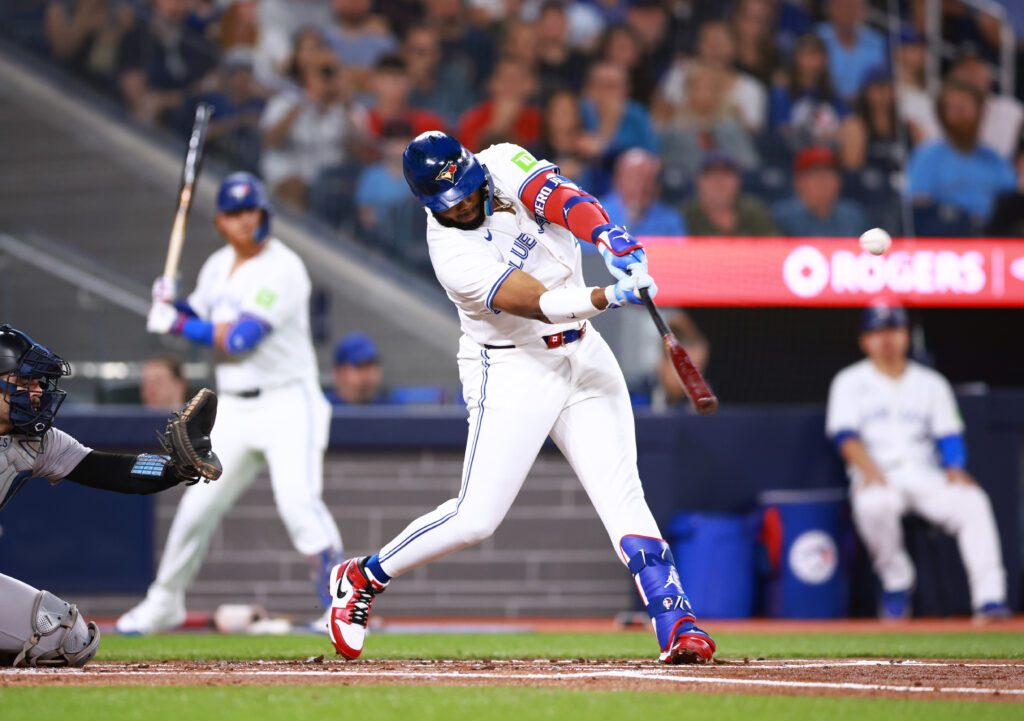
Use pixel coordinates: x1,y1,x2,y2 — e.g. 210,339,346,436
815,0,886,102
598,149,686,237
683,152,778,237
773,146,868,237
328,332,388,405
906,80,1016,223
948,52,1024,161
826,304,1009,622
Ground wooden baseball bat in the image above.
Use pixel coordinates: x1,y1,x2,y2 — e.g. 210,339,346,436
162,103,213,282
639,287,719,416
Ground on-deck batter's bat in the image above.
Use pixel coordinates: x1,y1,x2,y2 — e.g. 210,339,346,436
162,102,213,283
639,287,719,416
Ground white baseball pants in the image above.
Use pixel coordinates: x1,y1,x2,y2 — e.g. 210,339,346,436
850,464,1006,608
147,381,342,596
376,328,662,577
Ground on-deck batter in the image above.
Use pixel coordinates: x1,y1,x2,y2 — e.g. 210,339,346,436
117,172,343,634
826,305,1008,620
326,131,715,664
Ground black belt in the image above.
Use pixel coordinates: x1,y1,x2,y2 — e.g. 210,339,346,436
484,323,587,350
226,389,260,398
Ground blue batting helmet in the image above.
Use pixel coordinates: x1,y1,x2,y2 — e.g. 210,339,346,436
861,304,908,332
217,172,272,241
0,324,70,437
402,132,492,213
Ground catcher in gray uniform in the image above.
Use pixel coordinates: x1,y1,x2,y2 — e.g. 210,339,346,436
0,324,222,667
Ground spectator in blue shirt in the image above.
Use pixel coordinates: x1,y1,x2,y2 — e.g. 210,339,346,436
816,0,886,102
355,124,416,240
599,148,687,237
773,145,868,237
579,60,659,195
770,33,851,151
907,80,1017,222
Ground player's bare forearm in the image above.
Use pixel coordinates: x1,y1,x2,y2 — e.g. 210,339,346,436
491,269,609,322
839,437,887,485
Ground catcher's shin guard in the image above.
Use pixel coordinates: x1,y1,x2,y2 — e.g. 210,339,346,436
620,535,715,664
328,557,387,659
0,574,100,667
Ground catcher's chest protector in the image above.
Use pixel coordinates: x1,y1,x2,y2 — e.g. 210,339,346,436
0,573,100,667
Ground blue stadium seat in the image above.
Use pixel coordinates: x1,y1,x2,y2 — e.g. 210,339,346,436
911,203,982,238
742,166,792,205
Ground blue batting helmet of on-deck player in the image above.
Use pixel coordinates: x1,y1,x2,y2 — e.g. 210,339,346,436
216,172,272,241
402,131,493,214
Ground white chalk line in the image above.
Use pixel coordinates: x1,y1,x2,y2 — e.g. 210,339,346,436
4,663,1024,697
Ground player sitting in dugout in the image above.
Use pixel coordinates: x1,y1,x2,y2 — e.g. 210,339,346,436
0,324,221,667
826,305,1009,621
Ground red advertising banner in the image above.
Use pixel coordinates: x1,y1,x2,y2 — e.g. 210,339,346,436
642,237,1024,307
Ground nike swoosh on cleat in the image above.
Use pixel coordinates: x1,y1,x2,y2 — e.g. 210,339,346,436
334,619,347,634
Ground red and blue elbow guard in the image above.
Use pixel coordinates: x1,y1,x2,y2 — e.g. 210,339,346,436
936,434,967,469
520,170,611,244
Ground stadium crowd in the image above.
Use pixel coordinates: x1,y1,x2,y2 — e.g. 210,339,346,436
5,0,1024,274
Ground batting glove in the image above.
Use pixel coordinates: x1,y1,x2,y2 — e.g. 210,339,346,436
605,267,657,308
596,226,647,279
152,276,178,304
147,302,181,335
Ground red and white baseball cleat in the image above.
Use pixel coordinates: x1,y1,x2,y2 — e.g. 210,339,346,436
328,557,386,659
659,617,716,665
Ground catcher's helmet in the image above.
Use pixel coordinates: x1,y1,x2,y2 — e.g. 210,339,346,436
0,324,70,437
402,131,493,214
216,172,272,241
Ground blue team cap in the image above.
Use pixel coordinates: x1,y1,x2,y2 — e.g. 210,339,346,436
861,305,908,332
334,332,379,366
699,150,739,174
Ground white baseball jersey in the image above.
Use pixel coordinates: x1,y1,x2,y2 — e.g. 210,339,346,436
376,142,665,582
828,361,1006,608
0,429,91,510
426,143,587,347
826,359,964,473
187,238,319,393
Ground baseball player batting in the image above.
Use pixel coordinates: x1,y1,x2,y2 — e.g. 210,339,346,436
826,305,1009,620
117,172,343,634
0,324,221,666
327,132,715,665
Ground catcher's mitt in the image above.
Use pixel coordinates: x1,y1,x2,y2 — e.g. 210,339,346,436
159,387,223,485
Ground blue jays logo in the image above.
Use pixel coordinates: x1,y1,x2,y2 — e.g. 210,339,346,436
435,162,459,183
230,183,251,200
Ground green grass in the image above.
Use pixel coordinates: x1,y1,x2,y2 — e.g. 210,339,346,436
0,687,1020,721
95,630,1024,662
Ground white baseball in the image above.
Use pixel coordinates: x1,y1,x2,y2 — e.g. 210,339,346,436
859,227,892,255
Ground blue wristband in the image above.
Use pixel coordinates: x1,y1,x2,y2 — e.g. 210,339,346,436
180,317,214,346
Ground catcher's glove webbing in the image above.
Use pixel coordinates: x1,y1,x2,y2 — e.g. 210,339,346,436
159,387,223,484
